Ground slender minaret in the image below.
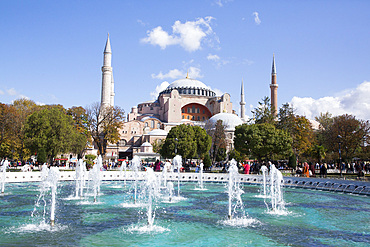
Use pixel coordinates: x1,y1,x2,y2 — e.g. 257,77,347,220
240,79,246,122
101,34,114,108
270,54,278,116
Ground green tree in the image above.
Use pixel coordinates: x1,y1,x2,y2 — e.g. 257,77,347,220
203,153,211,169
322,114,369,162
67,106,89,158
234,123,292,161
251,96,276,125
12,99,38,161
160,124,197,160
277,104,315,159
24,106,81,163
85,102,125,157
206,120,227,163
193,125,212,160
228,148,247,163
0,103,17,158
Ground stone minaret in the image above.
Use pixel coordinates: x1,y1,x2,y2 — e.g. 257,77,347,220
101,34,114,108
270,54,278,116
240,79,246,122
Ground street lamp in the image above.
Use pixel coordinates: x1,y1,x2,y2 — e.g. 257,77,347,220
337,135,342,178
175,138,178,154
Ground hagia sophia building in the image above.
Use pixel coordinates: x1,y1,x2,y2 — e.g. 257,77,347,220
91,35,278,162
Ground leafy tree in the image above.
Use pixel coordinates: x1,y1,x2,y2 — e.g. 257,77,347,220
152,139,164,153
85,102,125,157
206,120,227,163
67,106,89,158
159,124,211,161
0,103,17,158
203,153,211,169
228,148,247,163
322,114,369,162
287,154,297,169
308,144,326,163
84,154,96,167
251,96,276,125
234,123,292,161
277,104,315,158
24,106,81,163
160,124,197,160
193,125,212,160
12,99,38,161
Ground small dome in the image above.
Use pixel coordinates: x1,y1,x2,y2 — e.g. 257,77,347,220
147,129,168,136
209,113,243,131
141,142,152,147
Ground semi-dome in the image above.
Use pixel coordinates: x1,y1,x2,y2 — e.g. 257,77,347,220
159,77,216,97
209,113,243,131
147,129,168,136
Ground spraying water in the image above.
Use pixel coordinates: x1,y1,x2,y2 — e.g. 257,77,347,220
266,162,286,214
260,165,268,198
172,155,182,197
143,167,160,227
131,156,141,203
1,158,9,194
227,159,244,220
75,159,85,198
91,155,102,202
198,163,205,190
32,165,60,226
120,161,127,186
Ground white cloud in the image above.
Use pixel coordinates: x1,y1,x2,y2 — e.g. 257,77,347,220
214,0,233,7
291,81,370,120
152,69,183,80
141,17,218,52
151,66,203,80
137,19,147,26
150,81,170,99
0,90,4,95
207,54,220,61
253,12,261,25
7,88,17,96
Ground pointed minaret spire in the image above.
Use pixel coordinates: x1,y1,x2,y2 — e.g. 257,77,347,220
240,78,246,122
104,33,112,54
270,54,278,116
186,70,189,79
101,34,114,108
272,53,276,74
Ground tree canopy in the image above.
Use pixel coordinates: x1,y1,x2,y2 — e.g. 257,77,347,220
24,105,83,163
234,123,292,161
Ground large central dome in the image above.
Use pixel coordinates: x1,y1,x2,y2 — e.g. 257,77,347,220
159,77,216,97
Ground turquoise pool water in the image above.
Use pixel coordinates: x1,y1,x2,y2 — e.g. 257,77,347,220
0,181,369,246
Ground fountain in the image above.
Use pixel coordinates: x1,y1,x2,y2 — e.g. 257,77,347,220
1,162,369,246
197,162,205,190
131,156,141,203
161,161,171,188
75,159,85,198
259,165,268,198
266,162,286,214
227,159,243,220
119,160,127,186
32,165,60,226
1,158,9,194
91,155,102,202
172,155,182,197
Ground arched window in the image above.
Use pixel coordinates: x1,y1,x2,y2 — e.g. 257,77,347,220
151,120,155,128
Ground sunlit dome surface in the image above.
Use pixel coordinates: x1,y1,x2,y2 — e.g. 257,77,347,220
147,129,168,136
141,142,152,147
209,113,243,131
159,77,215,97
167,78,210,90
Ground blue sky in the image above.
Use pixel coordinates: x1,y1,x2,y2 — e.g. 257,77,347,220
1,0,369,120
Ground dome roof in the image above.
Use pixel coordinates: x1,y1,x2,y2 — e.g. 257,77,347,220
159,77,216,97
209,113,243,131
141,142,152,147
147,129,168,136
167,78,210,90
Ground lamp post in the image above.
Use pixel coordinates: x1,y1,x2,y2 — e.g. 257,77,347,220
337,135,342,178
175,138,178,154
